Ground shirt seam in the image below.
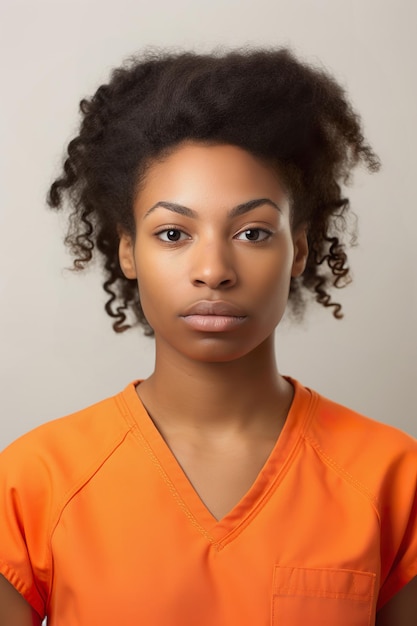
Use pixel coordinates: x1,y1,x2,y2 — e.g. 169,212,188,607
46,417,135,608
303,433,381,524
115,393,216,545
215,389,320,549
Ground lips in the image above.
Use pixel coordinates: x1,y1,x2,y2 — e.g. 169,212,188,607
181,300,246,317
180,300,247,332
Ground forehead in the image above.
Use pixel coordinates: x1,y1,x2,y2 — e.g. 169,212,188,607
134,142,288,212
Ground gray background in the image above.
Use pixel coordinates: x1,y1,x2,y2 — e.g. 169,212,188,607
1,0,416,448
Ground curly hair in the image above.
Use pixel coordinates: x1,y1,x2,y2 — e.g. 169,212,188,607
47,47,380,334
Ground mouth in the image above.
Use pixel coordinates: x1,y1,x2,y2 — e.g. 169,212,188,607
180,300,247,332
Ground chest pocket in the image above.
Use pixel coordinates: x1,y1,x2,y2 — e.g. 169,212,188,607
272,566,376,626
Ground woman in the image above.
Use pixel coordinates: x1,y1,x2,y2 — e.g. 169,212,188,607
1,48,416,625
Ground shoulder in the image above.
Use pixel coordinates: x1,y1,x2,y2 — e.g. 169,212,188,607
293,381,417,604
0,383,139,614
293,380,417,503
0,386,136,514
300,382,417,463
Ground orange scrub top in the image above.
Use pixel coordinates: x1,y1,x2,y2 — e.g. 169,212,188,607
0,379,416,625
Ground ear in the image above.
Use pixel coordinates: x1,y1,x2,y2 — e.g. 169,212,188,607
118,230,137,279
291,225,308,278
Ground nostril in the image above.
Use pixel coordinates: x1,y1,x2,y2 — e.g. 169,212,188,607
193,276,235,288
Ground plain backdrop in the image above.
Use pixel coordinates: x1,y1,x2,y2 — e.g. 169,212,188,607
1,0,416,450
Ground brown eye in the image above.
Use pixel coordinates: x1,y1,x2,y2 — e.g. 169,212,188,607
156,229,188,242
235,228,272,242
245,229,260,240
166,229,181,241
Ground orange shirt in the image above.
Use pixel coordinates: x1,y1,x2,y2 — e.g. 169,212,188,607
0,379,416,625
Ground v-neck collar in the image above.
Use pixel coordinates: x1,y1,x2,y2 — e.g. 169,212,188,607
119,378,316,545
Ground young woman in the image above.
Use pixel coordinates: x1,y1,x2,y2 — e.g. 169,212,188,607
0,48,416,626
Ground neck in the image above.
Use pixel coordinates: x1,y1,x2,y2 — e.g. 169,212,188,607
138,336,293,437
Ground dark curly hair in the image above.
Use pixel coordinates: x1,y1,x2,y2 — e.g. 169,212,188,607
47,47,380,335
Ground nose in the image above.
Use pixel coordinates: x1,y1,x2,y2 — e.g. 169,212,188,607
190,239,237,289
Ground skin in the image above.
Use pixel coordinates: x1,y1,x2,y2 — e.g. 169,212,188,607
0,574,40,625
1,141,414,624
119,142,308,519
119,141,417,623
376,576,417,625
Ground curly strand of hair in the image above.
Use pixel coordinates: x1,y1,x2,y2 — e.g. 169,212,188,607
103,274,132,333
79,85,113,140
316,235,350,288
314,276,344,319
309,232,350,318
114,307,132,333
94,225,131,333
328,242,350,288
47,137,86,208
64,205,95,270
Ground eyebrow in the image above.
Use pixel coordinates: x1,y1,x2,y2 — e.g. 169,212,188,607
144,198,282,219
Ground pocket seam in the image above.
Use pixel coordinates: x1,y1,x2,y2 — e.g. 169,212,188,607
274,567,376,600
272,566,376,626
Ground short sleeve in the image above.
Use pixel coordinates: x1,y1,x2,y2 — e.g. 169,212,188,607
377,439,417,609
0,432,53,619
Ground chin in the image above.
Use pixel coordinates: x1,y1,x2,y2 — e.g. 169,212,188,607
181,336,271,364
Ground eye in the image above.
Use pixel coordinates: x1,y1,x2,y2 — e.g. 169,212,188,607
235,228,272,242
156,228,189,242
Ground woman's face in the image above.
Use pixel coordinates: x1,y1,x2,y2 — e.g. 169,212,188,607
119,142,307,363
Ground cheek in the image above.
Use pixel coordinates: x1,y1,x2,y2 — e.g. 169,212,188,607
135,281,166,334
133,254,159,309
244,249,293,297
247,262,293,331
134,250,181,325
